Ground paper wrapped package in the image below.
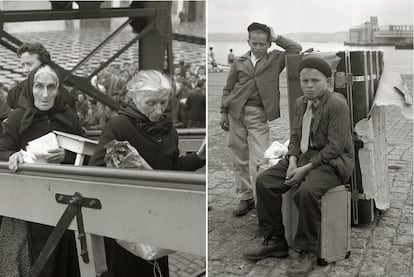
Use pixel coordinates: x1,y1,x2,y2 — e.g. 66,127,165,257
115,240,173,261
104,140,152,169
264,139,289,166
23,132,60,163
104,140,173,260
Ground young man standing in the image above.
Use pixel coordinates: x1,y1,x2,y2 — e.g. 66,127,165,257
243,57,354,277
220,22,302,216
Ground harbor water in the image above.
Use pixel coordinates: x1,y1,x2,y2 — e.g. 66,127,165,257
210,41,413,75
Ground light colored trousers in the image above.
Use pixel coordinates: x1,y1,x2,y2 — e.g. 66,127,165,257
228,105,269,201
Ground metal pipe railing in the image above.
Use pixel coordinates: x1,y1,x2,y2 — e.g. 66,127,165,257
87,21,155,80
85,128,206,139
0,8,156,22
71,18,133,73
0,162,205,189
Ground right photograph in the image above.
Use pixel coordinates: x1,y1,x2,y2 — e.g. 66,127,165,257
208,0,413,276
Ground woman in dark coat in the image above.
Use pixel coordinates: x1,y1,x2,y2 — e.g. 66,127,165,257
89,70,205,277
0,63,82,277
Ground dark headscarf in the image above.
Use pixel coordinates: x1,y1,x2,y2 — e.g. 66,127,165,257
16,62,70,134
119,103,173,142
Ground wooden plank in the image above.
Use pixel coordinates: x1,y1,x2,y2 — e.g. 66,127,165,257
0,164,205,256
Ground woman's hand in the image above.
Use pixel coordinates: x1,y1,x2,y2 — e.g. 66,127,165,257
46,148,66,164
8,151,24,172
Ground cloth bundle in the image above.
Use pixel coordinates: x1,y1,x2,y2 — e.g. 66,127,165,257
264,139,290,166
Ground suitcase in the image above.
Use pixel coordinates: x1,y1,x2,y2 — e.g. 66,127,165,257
285,51,385,225
334,51,384,225
282,185,351,265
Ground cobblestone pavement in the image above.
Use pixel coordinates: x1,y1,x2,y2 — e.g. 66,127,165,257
0,22,205,276
208,71,413,276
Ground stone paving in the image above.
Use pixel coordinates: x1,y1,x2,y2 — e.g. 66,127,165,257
208,71,413,277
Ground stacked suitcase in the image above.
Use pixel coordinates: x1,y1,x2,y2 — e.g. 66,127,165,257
282,185,351,265
334,51,384,225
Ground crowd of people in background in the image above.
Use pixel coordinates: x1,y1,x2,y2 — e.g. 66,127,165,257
171,60,206,128
0,48,206,132
79,59,206,130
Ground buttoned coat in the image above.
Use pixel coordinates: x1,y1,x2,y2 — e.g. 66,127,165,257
287,91,354,182
220,36,302,121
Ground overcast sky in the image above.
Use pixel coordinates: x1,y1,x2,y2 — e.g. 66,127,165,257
208,0,413,33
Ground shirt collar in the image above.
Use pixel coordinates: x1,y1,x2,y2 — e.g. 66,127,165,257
250,52,260,62
303,89,330,109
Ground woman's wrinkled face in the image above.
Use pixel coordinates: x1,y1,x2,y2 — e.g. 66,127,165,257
132,90,170,122
33,73,59,111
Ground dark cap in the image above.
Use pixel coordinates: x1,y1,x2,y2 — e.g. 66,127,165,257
298,57,332,78
247,22,270,37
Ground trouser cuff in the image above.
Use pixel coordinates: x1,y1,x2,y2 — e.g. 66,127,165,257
293,238,319,255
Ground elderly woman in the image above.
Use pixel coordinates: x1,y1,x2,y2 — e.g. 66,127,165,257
89,70,205,277
0,63,82,276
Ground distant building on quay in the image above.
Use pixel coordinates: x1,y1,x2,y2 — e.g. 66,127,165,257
345,16,413,47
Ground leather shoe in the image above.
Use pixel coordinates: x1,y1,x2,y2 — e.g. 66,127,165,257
287,251,317,277
243,236,289,261
232,199,255,217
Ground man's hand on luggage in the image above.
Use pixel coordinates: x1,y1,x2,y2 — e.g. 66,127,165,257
220,113,229,131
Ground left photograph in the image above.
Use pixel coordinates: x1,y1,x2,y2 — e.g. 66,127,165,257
0,1,206,277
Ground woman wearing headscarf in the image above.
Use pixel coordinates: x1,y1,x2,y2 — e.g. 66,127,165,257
89,70,205,277
0,63,82,277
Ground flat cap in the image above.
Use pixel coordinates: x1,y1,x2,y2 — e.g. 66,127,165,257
247,22,270,36
298,57,332,78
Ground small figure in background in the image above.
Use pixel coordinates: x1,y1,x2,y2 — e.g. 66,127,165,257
179,10,186,24
228,49,235,65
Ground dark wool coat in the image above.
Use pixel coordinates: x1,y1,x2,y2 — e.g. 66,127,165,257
0,107,83,160
89,105,205,277
89,106,205,171
0,63,83,277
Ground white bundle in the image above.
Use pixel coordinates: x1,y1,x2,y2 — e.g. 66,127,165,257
264,139,289,166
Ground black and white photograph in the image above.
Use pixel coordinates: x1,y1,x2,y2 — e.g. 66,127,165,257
0,1,206,277
208,0,413,276
0,0,412,276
